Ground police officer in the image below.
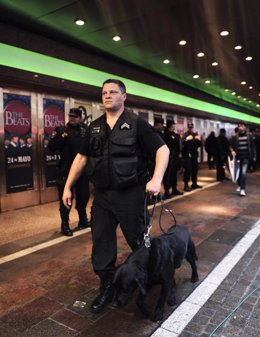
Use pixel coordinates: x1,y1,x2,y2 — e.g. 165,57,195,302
48,108,90,237
163,120,183,198
62,79,169,314
182,122,202,191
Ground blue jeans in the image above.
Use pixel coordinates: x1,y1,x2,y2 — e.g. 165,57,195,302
238,158,249,190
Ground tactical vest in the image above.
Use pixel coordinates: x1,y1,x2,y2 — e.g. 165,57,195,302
86,111,142,190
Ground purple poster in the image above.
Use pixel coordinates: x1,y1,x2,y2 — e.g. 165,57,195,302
4,93,33,193
43,99,65,187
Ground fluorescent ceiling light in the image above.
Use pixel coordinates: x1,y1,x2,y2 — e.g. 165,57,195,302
75,19,85,26
112,35,121,41
220,31,229,36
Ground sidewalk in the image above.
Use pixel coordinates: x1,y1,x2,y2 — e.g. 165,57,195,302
0,168,259,337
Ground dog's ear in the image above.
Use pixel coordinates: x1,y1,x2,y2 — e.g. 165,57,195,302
135,271,147,295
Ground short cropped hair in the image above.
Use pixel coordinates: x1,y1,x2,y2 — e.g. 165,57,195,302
102,79,126,93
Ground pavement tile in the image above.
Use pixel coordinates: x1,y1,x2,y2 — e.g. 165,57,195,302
21,318,77,337
51,308,91,332
0,296,62,332
0,282,46,316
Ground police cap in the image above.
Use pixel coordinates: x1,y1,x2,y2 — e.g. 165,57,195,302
69,108,82,118
154,117,164,125
166,119,176,128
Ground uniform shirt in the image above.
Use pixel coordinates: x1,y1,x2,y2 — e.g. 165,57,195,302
79,116,165,159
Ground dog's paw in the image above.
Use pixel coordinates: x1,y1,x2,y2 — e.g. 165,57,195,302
151,309,164,322
191,274,199,283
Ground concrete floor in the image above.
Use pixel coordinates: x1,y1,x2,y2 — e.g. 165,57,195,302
0,168,259,337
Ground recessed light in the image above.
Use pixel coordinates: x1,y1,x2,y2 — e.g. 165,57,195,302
220,31,229,36
248,100,252,103
212,62,218,66
237,96,241,98
163,59,170,64
231,91,236,95
243,98,247,101
241,81,246,85
34,74,39,78
193,74,199,79
256,104,260,107
258,93,260,96
225,89,229,92
248,86,253,89
75,19,85,26
205,80,211,84
113,35,121,41
197,52,205,57
245,56,253,61
179,40,187,46
234,45,242,50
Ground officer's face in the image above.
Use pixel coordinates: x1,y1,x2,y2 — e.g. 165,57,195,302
102,83,126,112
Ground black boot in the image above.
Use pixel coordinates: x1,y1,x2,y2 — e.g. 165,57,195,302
90,280,115,313
61,222,73,237
172,188,183,196
77,218,91,230
184,184,191,192
164,190,171,199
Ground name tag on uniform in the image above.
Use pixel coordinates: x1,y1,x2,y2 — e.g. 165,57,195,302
92,126,101,134
120,122,131,130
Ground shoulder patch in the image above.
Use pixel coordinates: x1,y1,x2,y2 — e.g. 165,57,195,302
120,122,131,130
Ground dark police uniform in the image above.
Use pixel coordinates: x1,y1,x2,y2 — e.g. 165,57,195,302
79,110,165,281
48,120,89,232
182,126,202,190
163,123,182,197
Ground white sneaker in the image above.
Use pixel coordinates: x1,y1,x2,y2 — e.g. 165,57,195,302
240,189,246,196
236,186,240,192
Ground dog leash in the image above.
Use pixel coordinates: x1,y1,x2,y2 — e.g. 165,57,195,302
143,193,158,248
143,193,178,247
158,195,177,233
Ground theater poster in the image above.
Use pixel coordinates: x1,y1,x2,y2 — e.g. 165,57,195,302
4,93,33,193
43,98,65,187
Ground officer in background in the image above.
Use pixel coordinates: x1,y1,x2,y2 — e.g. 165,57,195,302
147,117,165,179
215,128,231,182
62,79,169,314
48,108,90,236
182,122,202,191
163,119,183,198
153,117,165,139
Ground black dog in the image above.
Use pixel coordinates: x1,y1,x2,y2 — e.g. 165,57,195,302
113,224,199,322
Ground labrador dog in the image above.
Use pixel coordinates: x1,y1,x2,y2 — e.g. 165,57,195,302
113,224,199,322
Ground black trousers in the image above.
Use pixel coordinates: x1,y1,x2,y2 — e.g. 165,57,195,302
216,156,227,181
91,184,147,280
183,156,199,185
57,174,90,223
163,156,179,191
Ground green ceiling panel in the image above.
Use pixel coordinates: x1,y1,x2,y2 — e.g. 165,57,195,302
0,43,260,124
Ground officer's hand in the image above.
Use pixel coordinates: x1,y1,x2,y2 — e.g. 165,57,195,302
58,126,68,138
62,188,72,209
186,134,193,141
146,178,161,196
